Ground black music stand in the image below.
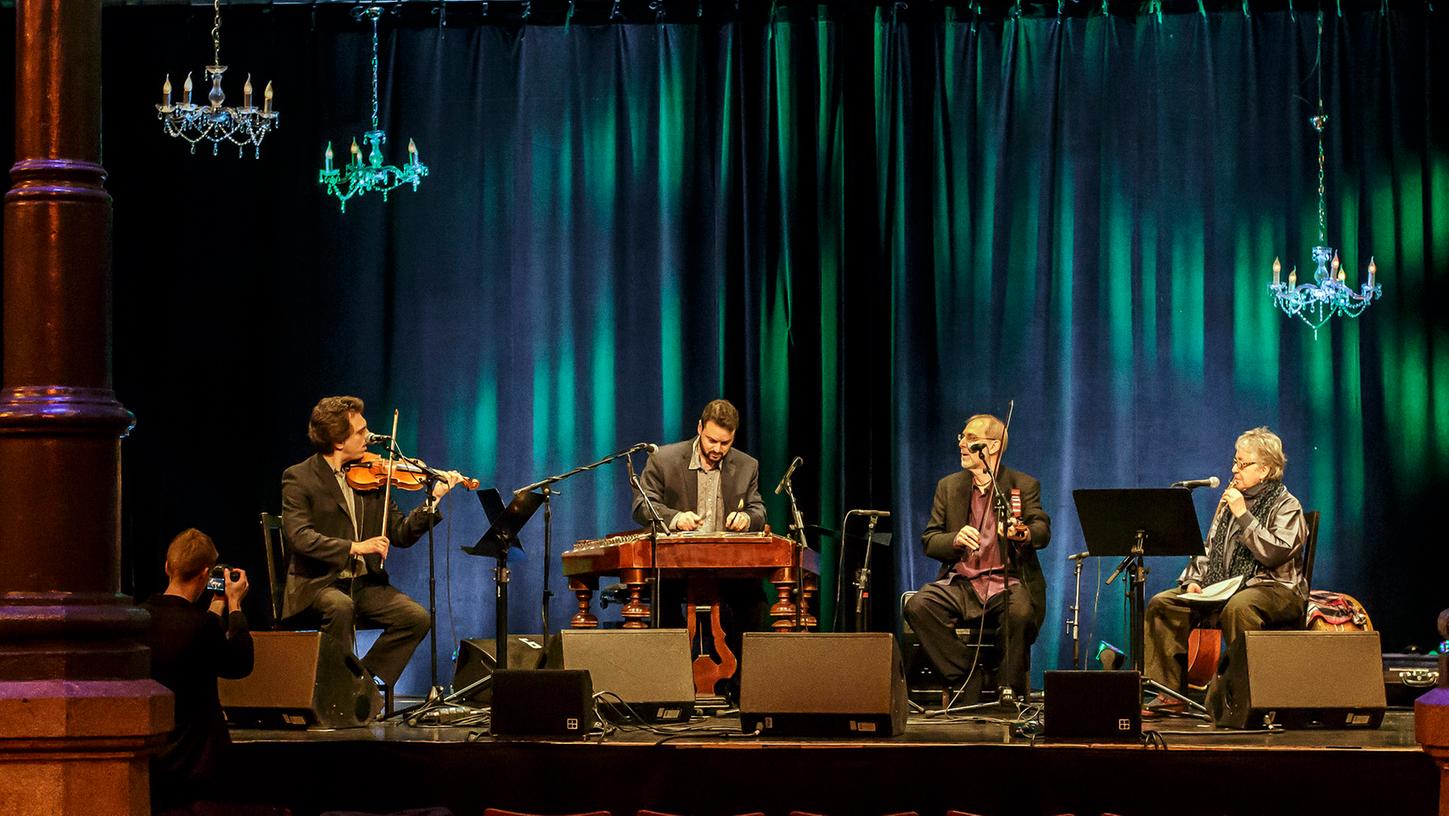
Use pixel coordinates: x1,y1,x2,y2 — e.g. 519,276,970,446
1073,488,1206,713
463,488,545,670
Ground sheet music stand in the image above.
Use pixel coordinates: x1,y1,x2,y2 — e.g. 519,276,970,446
1073,487,1206,713
463,489,544,669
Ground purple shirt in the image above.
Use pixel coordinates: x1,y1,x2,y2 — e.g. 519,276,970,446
939,481,1018,601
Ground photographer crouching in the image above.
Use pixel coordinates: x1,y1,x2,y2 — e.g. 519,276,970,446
141,528,255,814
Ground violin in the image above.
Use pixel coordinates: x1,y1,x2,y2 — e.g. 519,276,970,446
343,451,480,493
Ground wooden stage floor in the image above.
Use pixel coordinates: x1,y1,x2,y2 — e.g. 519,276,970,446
226,707,1438,816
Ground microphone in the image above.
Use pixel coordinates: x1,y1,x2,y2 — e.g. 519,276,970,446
1067,551,1090,561
848,509,892,518
1171,476,1221,490
966,440,989,453
365,432,392,447
774,456,803,495
632,442,659,454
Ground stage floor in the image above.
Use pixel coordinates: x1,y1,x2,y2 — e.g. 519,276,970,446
227,707,1438,816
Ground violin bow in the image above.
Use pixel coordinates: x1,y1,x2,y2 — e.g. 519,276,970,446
380,408,400,552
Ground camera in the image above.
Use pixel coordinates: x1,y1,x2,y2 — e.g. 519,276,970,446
206,564,239,593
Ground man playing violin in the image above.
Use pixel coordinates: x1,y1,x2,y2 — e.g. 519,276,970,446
903,413,1051,706
280,395,465,691
1142,426,1308,716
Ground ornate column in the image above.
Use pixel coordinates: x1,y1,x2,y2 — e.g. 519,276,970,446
1415,611,1449,816
0,2,171,815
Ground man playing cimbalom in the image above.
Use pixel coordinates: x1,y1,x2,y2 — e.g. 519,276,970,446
1143,426,1308,716
904,413,1051,705
632,399,768,693
632,398,767,534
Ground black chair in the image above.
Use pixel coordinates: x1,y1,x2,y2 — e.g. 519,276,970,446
898,590,1001,705
259,512,393,715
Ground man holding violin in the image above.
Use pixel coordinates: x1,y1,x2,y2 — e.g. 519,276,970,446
280,395,465,691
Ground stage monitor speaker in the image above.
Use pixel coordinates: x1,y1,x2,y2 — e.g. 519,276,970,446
739,632,906,737
219,631,379,729
452,634,551,703
1215,630,1386,730
1044,670,1142,741
489,669,594,739
560,628,695,722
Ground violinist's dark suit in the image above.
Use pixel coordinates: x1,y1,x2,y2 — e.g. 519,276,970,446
280,452,439,687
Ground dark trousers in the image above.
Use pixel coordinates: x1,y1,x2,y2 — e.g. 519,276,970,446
903,580,1035,694
312,579,430,688
1144,582,1306,691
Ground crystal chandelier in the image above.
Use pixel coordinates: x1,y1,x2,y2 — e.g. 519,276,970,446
155,0,277,157
318,6,428,213
1268,12,1382,337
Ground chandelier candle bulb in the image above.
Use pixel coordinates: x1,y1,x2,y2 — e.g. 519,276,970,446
263,81,273,115
1273,257,1281,286
243,75,252,109
351,139,361,165
161,75,172,110
1368,257,1376,287
324,142,334,173
1289,267,1297,288
408,139,418,165
183,72,193,106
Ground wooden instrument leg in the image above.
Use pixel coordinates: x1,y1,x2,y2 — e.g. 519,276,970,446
770,567,799,631
801,573,818,629
620,569,650,629
568,578,599,628
687,575,736,696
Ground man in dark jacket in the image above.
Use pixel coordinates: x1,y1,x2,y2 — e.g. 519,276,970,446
280,395,465,688
904,413,1051,702
631,399,768,694
142,528,254,812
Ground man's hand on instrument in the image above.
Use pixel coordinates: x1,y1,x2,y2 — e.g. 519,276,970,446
724,511,750,532
954,524,982,552
1184,582,1203,594
431,470,466,500
1005,520,1031,543
1222,487,1247,517
352,536,390,560
673,511,703,531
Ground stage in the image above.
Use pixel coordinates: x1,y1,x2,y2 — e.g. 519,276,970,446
225,707,1437,816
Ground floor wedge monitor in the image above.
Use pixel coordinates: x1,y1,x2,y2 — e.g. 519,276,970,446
739,632,906,737
219,630,380,728
560,628,695,723
1044,670,1143,741
1214,630,1386,730
489,669,594,739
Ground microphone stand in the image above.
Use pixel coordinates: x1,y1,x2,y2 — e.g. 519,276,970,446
516,443,656,639
777,468,809,631
1067,553,1088,669
383,441,448,694
975,448,1015,699
625,453,667,628
853,511,883,632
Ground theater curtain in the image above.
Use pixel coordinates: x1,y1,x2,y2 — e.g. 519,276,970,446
36,1,1443,694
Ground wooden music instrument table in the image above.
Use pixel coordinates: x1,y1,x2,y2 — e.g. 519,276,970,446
561,531,820,695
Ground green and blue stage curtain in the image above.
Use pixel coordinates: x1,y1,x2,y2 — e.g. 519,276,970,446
15,1,1436,694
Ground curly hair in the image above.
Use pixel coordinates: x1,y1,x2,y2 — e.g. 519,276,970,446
308,395,364,453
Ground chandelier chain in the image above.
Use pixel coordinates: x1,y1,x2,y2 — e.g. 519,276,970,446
370,12,381,132
1314,10,1326,244
211,0,223,66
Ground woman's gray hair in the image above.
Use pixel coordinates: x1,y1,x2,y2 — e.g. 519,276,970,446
1237,426,1287,481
